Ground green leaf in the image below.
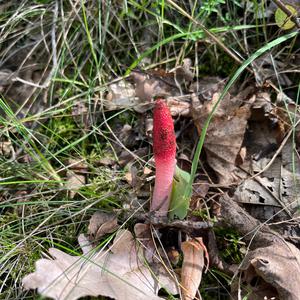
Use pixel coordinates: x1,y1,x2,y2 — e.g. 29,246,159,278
169,166,191,220
275,4,297,30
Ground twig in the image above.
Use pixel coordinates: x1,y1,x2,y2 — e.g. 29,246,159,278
120,210,214,232
13,77,47,88
218,194,282,248
150,217,214,231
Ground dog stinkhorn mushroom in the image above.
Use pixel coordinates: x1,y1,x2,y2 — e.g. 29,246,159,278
151,99,176,216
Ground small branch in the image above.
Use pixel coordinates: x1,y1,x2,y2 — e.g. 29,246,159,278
120,210,214,232
150,217,214,231
219,194,283,248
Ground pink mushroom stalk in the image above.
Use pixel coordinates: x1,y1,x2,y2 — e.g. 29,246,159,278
151,99,176,216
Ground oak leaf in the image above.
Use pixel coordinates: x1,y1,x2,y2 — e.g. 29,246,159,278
23,229,178,300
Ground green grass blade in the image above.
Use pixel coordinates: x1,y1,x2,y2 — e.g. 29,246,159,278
185,30,299,199
125,24,259,75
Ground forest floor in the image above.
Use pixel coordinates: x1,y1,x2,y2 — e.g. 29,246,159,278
0,1,300,299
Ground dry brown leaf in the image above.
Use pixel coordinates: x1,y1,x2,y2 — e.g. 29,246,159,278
249,92,290,148
237,241,300,300
0,140,13,157
172,58,194,83
143,166,152,175
131,70,191,115
88,211,119,241
235,163,300,221
106,62,192,116
118,147,148,167
236,146,247,166
253,54,294,87
66,170,85,199
166,98,190,117
71,99,89,130
134,223,160,262
97,157,116,166
251,91,273,118
105,80,137,110
235,117,300,221
230,88,295,203
190,76,225,101
114,124,137,150
181,238,208,300
23,229,178,300
145,115,153,137
124,164,138,187
134,223,180,291
167,248,181,266
220,194,300,299
192,85,255,184
125,171,133,185
65,159,87,199
132,58,193,104
105,76,153,113
132,70,173,102
0,53,50,119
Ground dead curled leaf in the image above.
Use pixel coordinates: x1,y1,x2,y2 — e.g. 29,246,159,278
219,194,300,299
65,159,87,199
0,140,13,157
234,158,300,221
105,80,138,111
132,59,193,103
23,229,178,300
88,211,119,242
236,241,300,300
134,223,159,262
181,238,208,300
66,170,85,199
105,61,192,116
71,99,90,130
234,98,300,221
166,98,190,117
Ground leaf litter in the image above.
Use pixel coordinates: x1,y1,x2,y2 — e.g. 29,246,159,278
236,241,300,300
23,227,179,300
22,59,300,299
191,83,256,184
0,46,50,120
88,211,119,242
181,238,208,300
65,159,87,199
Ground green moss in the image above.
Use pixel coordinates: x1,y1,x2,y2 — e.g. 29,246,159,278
191,209,217,223
45,116,81,151
214,227,244,264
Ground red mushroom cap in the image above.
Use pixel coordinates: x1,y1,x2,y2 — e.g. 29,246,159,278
151,99,176,215
153,99,176,161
